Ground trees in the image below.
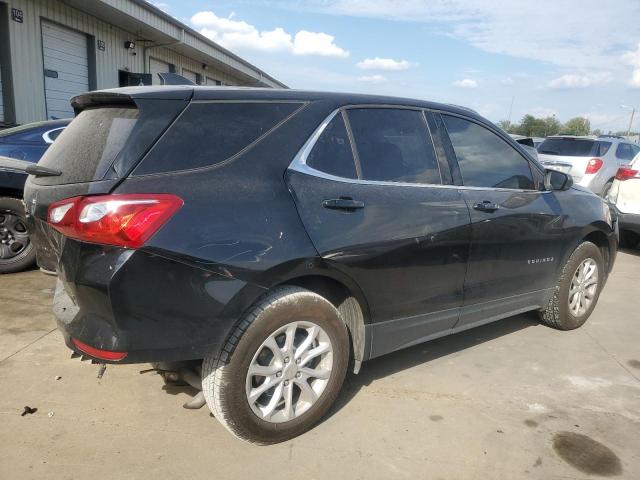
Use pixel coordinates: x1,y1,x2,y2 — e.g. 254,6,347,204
497,115,590,137
561,117,591,136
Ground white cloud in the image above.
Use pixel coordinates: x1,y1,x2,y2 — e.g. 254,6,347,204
453,78,477,88
149,1,169,12
501,77,514,86
622,43,640,88
548,72,612,89
293,0,640,71
356,57,411,71
531,107,558,118
292,31,349,57
192,11,349,57
358,74,387,83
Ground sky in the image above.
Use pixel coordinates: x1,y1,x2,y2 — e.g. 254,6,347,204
150,0,640,132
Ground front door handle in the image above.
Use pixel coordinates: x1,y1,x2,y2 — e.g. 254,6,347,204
322,197,365,211
473,200,500,212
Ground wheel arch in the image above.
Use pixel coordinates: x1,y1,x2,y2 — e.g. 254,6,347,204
276,273,370,373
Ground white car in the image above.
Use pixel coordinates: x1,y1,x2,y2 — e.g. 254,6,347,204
607,152,640,248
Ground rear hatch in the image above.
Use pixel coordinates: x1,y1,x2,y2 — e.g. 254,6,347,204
24,87,191,272
537,137,612,182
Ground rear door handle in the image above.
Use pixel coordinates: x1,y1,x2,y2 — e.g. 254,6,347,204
473,200,500,212
322,197,365,211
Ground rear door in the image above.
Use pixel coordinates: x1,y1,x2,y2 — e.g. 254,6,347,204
287,106,471,357
440,113,567,327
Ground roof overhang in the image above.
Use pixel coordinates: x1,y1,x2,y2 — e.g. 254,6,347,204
59,0,286,88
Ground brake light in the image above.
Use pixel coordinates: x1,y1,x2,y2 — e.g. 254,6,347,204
72,338,128,361
585,158,603,174
615,167,639,181
47,194,183,248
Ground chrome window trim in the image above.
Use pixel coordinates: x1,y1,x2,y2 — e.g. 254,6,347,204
288,105,548,193
42,127,65,144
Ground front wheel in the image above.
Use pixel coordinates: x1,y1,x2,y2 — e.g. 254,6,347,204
202,286,349,444
539,241,604,330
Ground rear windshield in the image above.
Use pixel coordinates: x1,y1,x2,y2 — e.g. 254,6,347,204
538,138,611,157
35,107,138,185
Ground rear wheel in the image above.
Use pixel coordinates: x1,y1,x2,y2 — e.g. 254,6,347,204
202,286,349,444
619,230,639,250
0,197,36,274
539,241,603,330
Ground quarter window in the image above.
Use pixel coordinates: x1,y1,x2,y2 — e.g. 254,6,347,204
616,143,639,162
442,115,535,189
347,108,441,184
306,113,357,179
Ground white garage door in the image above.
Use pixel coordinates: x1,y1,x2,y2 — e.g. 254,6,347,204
0,68,4,122
182,68,198,85
42,21,89,119
150,58,170,85
206,76,221,86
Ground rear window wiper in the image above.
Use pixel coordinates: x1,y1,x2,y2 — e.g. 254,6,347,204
25,165,62,177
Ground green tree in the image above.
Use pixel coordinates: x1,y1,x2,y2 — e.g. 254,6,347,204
542,116,561,136
561,117,591,136
496,120,513,132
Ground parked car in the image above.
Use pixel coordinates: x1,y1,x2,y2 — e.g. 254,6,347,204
509,134,539,160
607,152,640,248
0,120,69,273
537,135,640,196
24,86,617,444
532,137,545,149
0,119,70,161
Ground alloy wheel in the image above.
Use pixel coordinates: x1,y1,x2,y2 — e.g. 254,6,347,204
0,209,30,261
568,258,599,317
245,321,333,423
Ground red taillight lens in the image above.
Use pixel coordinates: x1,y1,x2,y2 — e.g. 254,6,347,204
585,158,603,174
72,338,128,361
615,167,639,181
47,194,183,248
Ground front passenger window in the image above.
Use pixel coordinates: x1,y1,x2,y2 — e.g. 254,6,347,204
442,115,535,189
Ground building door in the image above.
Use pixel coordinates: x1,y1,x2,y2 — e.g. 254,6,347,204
206,76,221,86
41,21,89,119
149,58,170,85
182,68,198,85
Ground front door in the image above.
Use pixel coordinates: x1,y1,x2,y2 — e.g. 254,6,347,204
287,107,471,357
440,113,566,327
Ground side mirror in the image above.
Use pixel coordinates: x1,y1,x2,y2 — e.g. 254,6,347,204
544,169,573,191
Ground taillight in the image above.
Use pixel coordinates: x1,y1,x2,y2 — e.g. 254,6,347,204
47,194,183,248
615,167,639,181
72,338,127,361
585,158,603,174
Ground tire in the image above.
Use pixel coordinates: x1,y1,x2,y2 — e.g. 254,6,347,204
0,197,36,274
539,241,604,330
202,286,349,444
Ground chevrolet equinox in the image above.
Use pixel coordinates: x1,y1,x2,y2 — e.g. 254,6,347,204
24,86,617,444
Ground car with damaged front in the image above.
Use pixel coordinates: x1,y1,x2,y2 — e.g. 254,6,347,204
24,86,617,444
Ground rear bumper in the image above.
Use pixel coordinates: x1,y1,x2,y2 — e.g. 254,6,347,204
52,240,265,364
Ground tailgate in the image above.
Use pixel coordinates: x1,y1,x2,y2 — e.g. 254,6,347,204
23,90,189,272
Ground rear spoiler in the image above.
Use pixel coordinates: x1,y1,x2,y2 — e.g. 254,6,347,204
71,87,193,115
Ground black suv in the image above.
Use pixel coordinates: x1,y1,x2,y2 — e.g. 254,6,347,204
24,87,617,444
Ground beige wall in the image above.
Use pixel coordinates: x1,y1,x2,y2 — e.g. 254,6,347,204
3,0,247,124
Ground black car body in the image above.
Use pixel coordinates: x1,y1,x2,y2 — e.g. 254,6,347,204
24,86,617,442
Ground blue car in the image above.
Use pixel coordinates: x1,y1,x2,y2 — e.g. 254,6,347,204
0,119,69,273
0,119,70,162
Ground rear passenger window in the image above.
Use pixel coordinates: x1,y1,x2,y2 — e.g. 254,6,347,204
136,102,302,174
347,108,441,184
442,115,535,189
307,113,357,179
616,143,638,161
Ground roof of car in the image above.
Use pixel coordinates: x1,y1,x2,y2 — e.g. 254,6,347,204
0,118,70,136
72,86,488,124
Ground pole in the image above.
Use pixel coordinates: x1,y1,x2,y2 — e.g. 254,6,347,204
507,96,514,126
626,108,636,138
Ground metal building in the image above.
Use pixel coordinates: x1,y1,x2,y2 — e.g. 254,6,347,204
0,0,285,126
